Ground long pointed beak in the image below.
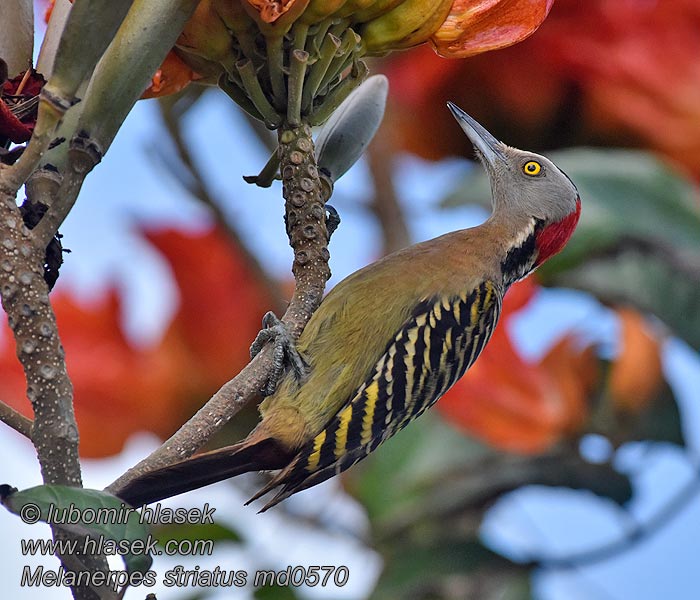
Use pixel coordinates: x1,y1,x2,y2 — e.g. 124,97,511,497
447,101,507,167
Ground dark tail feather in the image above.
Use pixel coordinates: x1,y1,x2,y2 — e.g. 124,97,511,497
115,437,292,507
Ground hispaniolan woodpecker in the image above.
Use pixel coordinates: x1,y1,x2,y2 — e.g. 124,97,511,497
117,103,581,511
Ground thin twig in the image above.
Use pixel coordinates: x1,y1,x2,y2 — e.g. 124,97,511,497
236,59,282,128
309,61,368,126
14,68,32,96
302,33,340,111
287,49,309,125
243,148,281,188
0,401,33,438
366,132,411,254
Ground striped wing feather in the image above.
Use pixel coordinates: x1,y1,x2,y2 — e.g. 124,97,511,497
252,280,502,510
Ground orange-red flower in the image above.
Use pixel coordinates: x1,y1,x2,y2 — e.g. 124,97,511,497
0,70,46,145
142,53,201,100
382,0,700,173
432,0,555,58
609,308,663,415
0,288,190,457
144,227,274,389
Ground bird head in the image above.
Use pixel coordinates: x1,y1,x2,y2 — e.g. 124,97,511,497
447,102,581,266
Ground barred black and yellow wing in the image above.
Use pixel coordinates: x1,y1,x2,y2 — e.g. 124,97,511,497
251,280,503,510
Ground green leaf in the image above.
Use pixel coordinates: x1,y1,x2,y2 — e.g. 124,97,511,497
371,452,632,547
1,485,153,575
254,584,300,600
587,356,685,449
372,537,531,600
632,380,685,447
603,377,686,449
348,416,633,544
527,456,633,506
345,415,488,522
170,592,210,600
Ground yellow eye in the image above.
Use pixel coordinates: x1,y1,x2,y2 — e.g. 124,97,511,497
523,160,542,176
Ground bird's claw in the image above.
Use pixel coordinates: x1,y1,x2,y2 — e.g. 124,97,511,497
325,204,340,240
250,312,307,396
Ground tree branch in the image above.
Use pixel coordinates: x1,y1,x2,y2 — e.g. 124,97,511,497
108,120,331,495
0,188,111,600
0,195,80,484
0,400,33,438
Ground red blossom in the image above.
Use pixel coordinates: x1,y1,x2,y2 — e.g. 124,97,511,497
0,70,46,144
383,0,700,173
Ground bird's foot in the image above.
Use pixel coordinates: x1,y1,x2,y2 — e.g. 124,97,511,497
250,312,308,395
325,204,340,240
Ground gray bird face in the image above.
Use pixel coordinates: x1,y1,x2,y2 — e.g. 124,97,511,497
447,102,579,225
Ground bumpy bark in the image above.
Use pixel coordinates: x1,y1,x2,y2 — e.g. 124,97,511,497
278,122,330,337
0,192,80,485
0,189,110,600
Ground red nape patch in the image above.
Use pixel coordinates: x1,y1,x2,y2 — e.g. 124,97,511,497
535,198,581,265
